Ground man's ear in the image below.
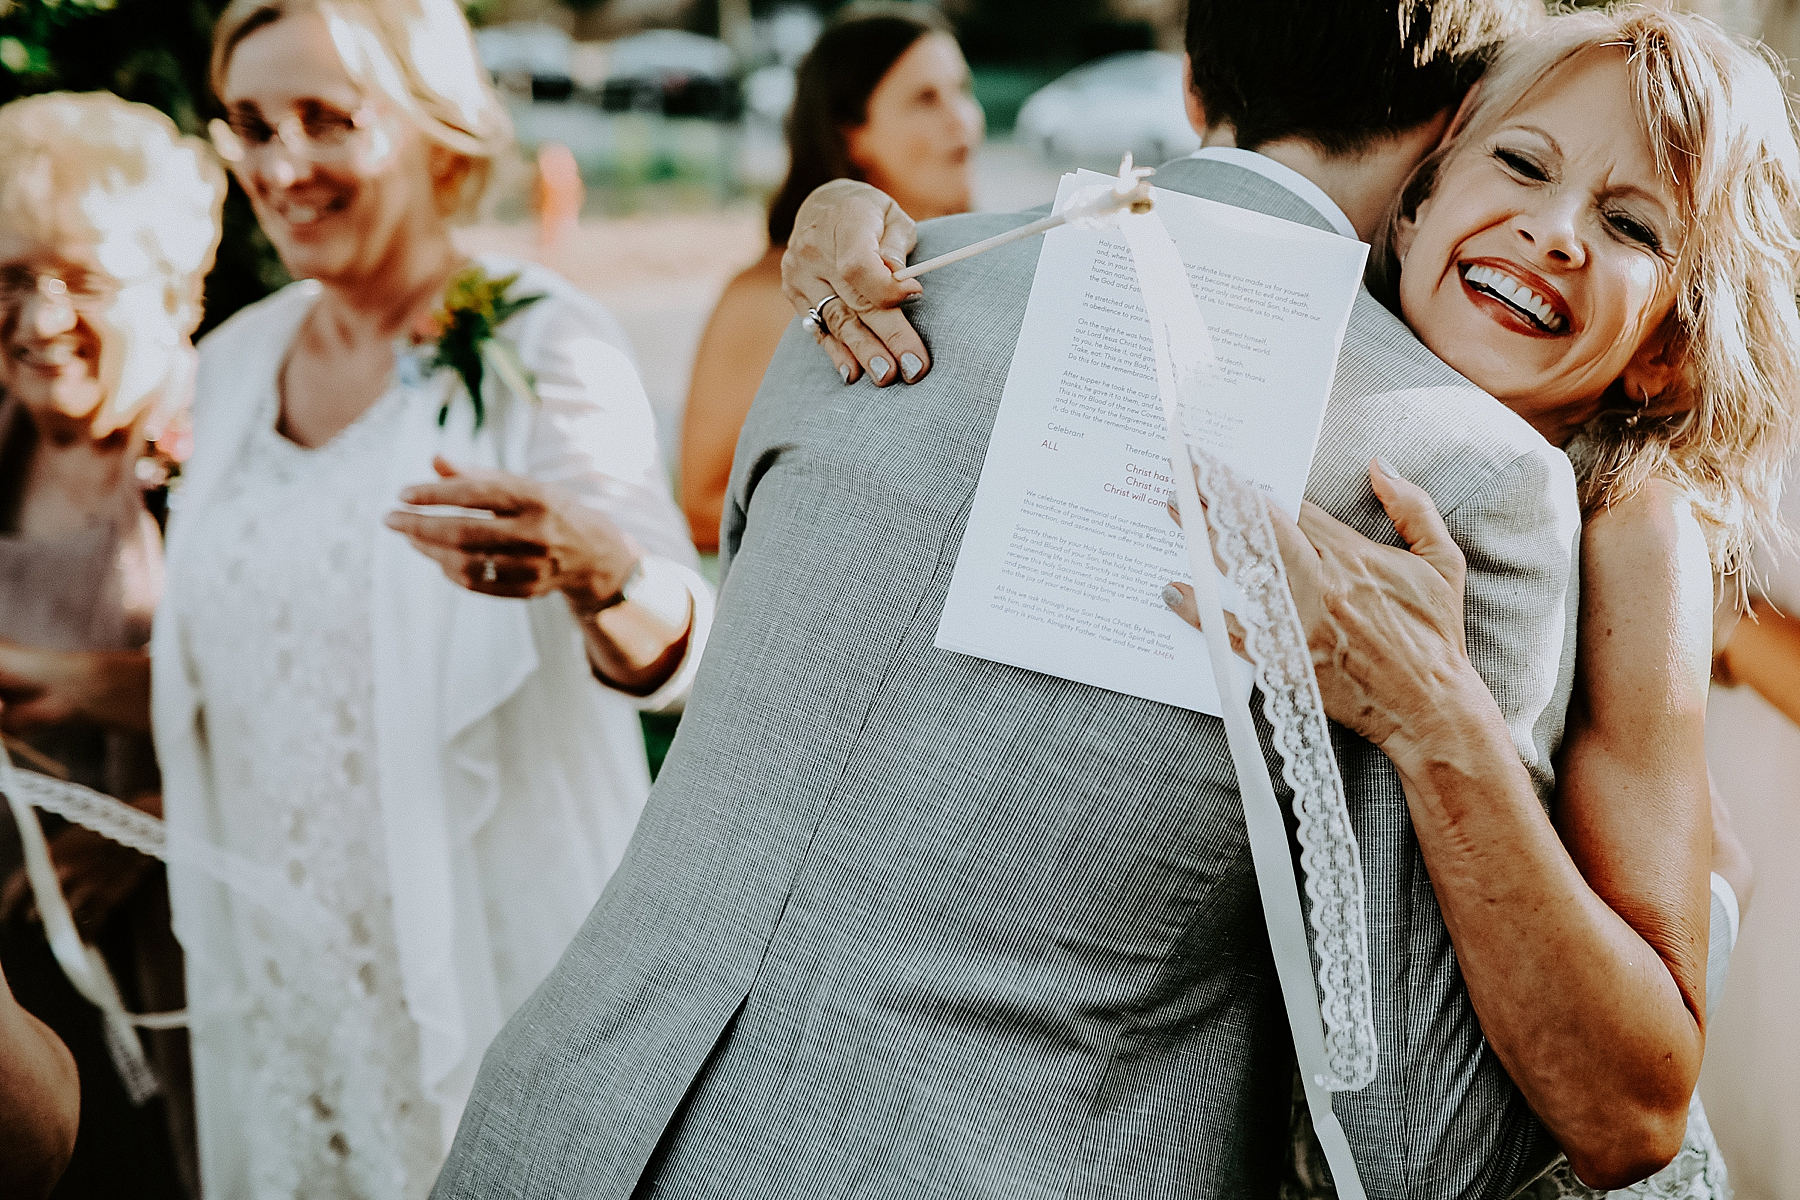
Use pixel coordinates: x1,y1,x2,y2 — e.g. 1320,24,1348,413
1180,53,1237,146
1181,53,1206,139
1392,204,1423,266
1445,82,1482,149
1620,316,1686,414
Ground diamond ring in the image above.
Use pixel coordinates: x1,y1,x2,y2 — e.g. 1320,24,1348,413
802,293,844,335
481,557,498,584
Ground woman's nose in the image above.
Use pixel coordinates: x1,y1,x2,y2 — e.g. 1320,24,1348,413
21,283,77,339
1514,201,1584,269
261,142,314,191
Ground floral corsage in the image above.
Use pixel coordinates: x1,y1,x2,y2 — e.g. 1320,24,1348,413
403,264,546,431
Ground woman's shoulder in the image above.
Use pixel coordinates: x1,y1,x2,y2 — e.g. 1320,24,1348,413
1581,477,1712,618
195,279,320,364
475,255,635,367
1584,477,1702,560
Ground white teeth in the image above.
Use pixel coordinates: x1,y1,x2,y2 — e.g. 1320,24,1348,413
27,343,77,366
288,205,320,224
1463,263,1566,332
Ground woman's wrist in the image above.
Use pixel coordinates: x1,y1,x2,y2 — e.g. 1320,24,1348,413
1376,664,1513,784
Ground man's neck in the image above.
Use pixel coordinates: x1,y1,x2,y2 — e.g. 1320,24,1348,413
1201,115,1449,242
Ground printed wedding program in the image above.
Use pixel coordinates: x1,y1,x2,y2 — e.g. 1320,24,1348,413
936,171,1369,714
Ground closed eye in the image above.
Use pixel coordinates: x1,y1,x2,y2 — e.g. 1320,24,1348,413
1494,147,1550,182
1605,210,1663,252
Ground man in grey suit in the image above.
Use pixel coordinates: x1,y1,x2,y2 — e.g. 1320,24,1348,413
434,2,1578,1197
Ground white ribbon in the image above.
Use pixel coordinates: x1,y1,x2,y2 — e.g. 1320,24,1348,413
1117,206,1373,1197
0,741,358,1100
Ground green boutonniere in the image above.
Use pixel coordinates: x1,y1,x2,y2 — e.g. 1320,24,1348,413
419,264,546,431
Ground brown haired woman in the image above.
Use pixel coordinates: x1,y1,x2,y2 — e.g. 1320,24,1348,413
677,5,983,552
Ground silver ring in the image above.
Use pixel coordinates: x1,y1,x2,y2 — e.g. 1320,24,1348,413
803,293,843,334
481,557,497,584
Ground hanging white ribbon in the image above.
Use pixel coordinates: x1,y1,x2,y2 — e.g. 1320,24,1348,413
1116,206,1376,1197
0,741,358,1100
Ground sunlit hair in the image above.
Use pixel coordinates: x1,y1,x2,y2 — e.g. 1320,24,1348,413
210,0,512,218
0,91,225,430
1371,5,1800,579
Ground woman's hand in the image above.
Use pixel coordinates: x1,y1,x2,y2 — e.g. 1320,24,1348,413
0,795,160,936
385,456,639,610
0,643,152,736
386,457,692,695
1164,459,1481,752
781,180,931,387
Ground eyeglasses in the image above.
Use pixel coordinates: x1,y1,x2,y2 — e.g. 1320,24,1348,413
0,266,118,313
208,103,378,167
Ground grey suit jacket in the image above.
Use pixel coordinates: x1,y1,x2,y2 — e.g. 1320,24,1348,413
433,156,1582,1200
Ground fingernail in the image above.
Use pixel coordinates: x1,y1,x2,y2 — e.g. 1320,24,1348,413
838,362,851,384
1374,455,1400,479
881,253,906,271
1167,490,1178,510
1161,583,1184,609
870,356,890,382
900,353,922,381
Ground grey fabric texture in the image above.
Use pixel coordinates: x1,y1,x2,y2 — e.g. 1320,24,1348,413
432,157,1581,1200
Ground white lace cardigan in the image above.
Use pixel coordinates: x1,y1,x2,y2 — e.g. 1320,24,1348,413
149,258,714,1166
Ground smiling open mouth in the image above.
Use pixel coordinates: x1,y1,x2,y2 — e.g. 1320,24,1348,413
1460,263,1568,334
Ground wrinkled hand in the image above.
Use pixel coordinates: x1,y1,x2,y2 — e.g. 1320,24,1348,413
1164,460,1477,751
781,179,930,387
383,457,639,614
1,797,159,936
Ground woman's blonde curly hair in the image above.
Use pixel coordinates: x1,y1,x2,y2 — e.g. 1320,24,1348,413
1370,4,1800,580
210,0,513,220
0,91,225,333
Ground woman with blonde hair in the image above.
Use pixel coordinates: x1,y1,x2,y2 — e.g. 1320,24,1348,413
1201,8,1796,1194
149,0,711,1193
0,89,223,1198
779,5,1798,1193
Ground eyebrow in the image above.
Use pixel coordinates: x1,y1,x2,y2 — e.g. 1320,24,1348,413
1505,121,1675,225
1508,123,1563,157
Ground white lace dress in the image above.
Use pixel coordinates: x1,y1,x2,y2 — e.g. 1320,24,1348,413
166,386,441,1199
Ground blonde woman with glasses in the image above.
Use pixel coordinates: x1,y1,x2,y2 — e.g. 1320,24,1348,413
150,0,711,1194
0,90,223,1199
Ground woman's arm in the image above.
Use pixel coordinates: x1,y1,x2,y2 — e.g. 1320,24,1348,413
0,962,79,1198
385,290,712,704
1715,595,1800,725
679,252,798,553
1171,466,1707,1187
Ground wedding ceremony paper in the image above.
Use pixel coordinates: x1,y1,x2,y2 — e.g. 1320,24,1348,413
935,172,1368,713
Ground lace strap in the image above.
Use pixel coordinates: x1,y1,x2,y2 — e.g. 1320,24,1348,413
1116,206,1375,1197
0,742,364,1045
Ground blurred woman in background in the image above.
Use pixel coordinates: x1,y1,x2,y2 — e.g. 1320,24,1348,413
0,90,224,1199
678,4,983,552
152,0,709,1194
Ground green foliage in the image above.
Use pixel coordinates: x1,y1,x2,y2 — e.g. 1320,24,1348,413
426,266,546,430
0,0,288,333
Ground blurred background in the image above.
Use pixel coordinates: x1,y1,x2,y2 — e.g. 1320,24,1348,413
0,0,1204,463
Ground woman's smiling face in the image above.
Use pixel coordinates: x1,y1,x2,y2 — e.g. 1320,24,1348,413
1396,48,1683,441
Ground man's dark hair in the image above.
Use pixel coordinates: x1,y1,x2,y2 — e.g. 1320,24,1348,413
1185,0,1538,155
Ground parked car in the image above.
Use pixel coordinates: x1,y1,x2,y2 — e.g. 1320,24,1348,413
1016,51,1199,168
474,22,575,102
599,29,740,121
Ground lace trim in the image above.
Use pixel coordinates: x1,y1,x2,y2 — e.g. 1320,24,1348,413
1187,445,1379,1092
1517,1094,1730,1199
0,760,373,1028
